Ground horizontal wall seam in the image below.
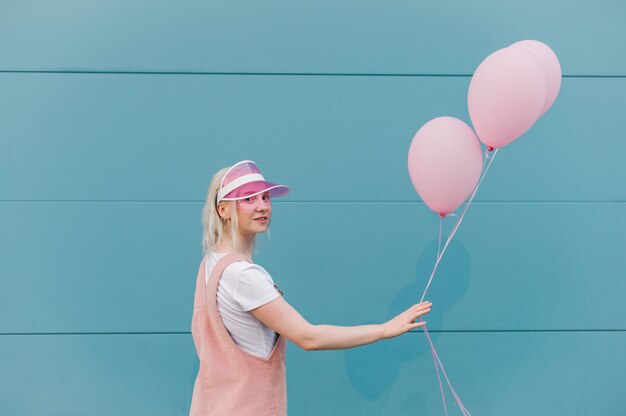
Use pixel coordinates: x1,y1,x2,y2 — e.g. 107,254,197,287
0,70,624,78
0,200,624,204
2,329,625,335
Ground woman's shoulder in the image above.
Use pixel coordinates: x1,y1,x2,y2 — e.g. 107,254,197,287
225,260,272,280
208,251,272,279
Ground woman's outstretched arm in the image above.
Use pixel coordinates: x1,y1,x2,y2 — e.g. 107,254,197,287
250,296,432,351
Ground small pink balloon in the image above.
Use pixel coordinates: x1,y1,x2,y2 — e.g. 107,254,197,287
510,40,562,116
468,47,547,149
408,117,483,216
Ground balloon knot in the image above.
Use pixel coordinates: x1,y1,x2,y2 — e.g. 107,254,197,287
439,213,446,218
488,146,494,152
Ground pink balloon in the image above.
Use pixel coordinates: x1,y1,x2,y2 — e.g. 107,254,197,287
408,117,483,216
510,40,562,116
468,47,547,149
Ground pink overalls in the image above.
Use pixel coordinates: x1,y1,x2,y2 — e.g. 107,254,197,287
190,254,287,416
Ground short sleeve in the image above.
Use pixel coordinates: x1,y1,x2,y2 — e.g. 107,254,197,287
224,262,280,311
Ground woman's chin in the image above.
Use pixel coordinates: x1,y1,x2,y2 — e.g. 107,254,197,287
250,224,268,233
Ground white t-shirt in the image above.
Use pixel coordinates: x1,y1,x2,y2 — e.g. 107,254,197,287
205,251,280,359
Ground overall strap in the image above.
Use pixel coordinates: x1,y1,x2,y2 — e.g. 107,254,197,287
205,253,248,292
204,253,248,344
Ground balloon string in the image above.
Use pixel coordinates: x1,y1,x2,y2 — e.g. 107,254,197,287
419,218,468,415
437,216,443,259
431,217,448,413
437,213,456,259
420,322,471,415
420,148,499,303
418,147,499,415
423,319,449,416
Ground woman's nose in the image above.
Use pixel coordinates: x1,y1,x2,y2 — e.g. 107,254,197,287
256,199,270,210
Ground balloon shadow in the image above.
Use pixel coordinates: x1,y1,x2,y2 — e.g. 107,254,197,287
344,238,471,399
388,238,471,360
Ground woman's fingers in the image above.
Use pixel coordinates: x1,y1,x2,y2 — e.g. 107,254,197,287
408,302,432,322
382,302,433,339
407,302,432,315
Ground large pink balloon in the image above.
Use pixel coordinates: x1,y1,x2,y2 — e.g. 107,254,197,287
408,117,483,216
510,40,562,116
468,47,547,149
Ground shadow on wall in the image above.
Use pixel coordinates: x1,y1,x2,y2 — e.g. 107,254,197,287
343,239,471,401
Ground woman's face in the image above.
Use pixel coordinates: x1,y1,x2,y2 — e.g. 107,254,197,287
235,192,272,237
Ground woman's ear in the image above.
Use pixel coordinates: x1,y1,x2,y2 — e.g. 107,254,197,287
216,203,228,221
217,202,234,221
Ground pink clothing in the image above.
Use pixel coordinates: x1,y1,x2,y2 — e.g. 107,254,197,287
190,254,287,416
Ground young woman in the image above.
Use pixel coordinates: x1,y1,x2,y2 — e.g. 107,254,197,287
190,160,432,416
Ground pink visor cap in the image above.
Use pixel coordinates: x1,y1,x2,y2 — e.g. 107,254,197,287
217,160,291,203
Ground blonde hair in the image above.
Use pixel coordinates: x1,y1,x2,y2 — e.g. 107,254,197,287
201,166,259,256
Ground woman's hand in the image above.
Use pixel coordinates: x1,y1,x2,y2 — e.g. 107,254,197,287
252,296,432,350
381,301,432,339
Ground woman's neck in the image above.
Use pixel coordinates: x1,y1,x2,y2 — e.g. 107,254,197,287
215,235,253,261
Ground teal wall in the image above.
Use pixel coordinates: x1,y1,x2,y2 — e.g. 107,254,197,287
1,1,625,414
